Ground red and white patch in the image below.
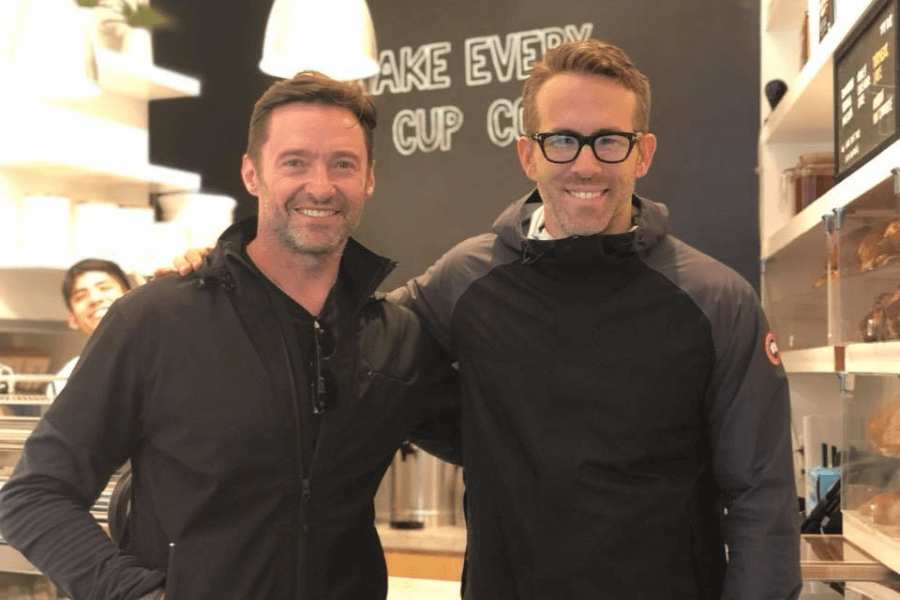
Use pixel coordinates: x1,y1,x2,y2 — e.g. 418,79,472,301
764,330,782,366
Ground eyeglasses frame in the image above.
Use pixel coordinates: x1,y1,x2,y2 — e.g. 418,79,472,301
529,130,645,164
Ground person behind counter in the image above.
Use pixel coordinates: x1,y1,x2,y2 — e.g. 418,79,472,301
170,39,802,600
48,258,134,398
0,70,460,600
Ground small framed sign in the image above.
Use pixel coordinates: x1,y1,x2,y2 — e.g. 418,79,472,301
834,0,899,181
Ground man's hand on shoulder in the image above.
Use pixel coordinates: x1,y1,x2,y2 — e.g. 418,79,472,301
153,246,212,279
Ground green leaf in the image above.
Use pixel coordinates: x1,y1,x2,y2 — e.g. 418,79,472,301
74,0,104,6
121,4,170,30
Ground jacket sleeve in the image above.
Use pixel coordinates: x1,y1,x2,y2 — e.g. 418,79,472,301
0,303,165,600
705,291,801,600
387,233,496,359
367,298,462,466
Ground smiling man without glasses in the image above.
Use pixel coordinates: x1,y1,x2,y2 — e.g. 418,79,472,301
0,71,459,600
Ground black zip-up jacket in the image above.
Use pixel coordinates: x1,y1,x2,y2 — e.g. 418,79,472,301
390,191,801,600
0,218,460,600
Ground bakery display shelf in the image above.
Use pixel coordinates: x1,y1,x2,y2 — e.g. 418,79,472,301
0,159,200,203
801,533,900,581
761,1,869,145
763,141,900,259
845,341,900,375
781,346,841,373
839,259,900,285
846,580,900,600
846,510,900,577
95,49,201,100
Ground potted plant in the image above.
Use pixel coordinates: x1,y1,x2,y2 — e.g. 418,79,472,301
74,0,171,59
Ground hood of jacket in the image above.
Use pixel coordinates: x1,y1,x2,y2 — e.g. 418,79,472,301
492,188,669,263
192,216,396,313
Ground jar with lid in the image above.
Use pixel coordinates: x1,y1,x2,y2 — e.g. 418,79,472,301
783,152,835,215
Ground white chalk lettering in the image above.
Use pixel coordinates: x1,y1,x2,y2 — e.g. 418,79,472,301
370,41,452,96
842,106,854,127
841,78,854,99
465,23,594,86
874,95,894,125
881,12,894,35
392,106,464,156
486,97,524,147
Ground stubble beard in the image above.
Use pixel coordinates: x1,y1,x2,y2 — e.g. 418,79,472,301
274,204,364,258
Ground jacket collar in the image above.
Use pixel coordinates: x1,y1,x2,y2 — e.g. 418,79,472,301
492,188,669,263
196,216,396,313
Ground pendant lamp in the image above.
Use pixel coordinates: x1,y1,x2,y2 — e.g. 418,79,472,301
0,0,100,99
259,0,379,81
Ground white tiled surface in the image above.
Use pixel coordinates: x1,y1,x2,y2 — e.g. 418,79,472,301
387,576,460,600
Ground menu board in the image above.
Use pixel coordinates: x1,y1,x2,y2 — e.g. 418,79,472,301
834,0,898,180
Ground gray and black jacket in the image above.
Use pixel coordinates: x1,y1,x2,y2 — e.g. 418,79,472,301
390,190,801,600
0,217,460,600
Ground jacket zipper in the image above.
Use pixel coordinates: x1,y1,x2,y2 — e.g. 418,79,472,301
273,319,309,600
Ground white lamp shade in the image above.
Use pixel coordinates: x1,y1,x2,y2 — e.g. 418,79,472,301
0,0,100,99
259,0,379,81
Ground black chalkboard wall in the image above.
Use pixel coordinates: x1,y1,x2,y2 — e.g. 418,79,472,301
149,0,761,291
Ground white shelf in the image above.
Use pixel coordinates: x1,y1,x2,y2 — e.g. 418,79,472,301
761,1,869,145
844,510,900,579
0,159,201,202
782,346,839,373
845,341,900,375
762,138,900,258
780,342,900,374
96,49,201,100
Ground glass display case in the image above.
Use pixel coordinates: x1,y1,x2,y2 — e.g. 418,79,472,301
831,179,900,347
843,374,900,575
763,223,831,351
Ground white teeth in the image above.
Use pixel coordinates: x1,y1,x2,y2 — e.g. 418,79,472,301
297,208,337,217
569,190,603,199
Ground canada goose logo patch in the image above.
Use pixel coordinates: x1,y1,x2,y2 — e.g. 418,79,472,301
764,330,781,366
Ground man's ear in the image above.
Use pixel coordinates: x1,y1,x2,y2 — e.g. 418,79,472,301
241,154,261,196
67,313,79,331
517,136,538,182
364,161,375,198
634,133,657,179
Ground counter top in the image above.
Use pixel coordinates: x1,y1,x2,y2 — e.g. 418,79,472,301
377,524,466,554
387,576,459,600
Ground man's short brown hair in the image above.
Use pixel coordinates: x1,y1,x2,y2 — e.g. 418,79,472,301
522,40,651,134
246,71,377,167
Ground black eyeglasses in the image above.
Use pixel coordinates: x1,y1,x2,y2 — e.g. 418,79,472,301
311,320,335,415
530,130,644,164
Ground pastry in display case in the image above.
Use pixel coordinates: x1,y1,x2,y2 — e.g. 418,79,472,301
843,375,900,574
830,187,900,345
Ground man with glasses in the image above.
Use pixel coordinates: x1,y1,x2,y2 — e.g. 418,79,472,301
0,71,459,600
391,40,801,599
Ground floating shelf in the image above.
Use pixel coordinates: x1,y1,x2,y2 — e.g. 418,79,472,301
762,139,900,259
781,342,900,374
96,49,201,100
0,159,200,204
